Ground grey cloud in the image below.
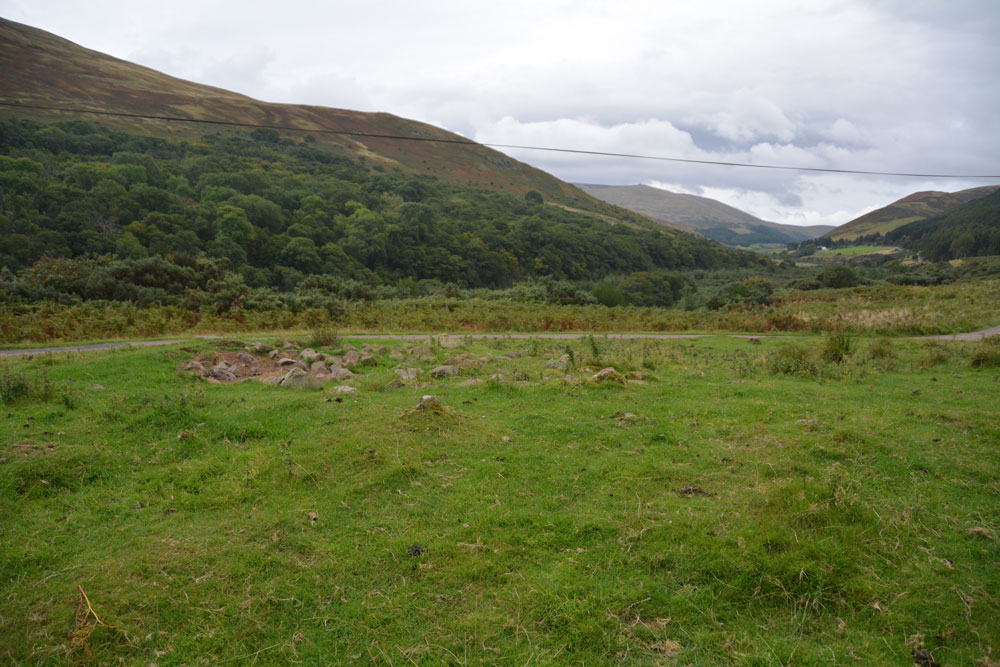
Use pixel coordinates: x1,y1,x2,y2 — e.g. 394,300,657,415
2,0,998,225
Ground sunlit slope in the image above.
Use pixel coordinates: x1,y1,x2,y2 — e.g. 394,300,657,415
826,186,1000,241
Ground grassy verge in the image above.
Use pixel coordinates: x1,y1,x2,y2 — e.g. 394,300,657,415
2,279,998,345
1,334,998,663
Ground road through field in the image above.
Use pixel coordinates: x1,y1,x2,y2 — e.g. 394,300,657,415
2,325,997,358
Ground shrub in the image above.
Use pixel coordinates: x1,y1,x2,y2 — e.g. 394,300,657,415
918,342,951,368
309,326,339,348
818,266,859,289
767,343,819,377
970,335,1000,368
0,369,31,403
821,332,854,363
592,282,624,307
866,337,896,361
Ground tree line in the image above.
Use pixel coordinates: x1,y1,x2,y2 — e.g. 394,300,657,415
0,119,766,308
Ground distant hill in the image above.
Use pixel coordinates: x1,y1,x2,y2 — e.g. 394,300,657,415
883,189,1000,260
0,18,620,218
826,186,1000,241
576,184,833,246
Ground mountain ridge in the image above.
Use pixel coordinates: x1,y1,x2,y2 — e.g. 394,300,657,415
576,183,834,246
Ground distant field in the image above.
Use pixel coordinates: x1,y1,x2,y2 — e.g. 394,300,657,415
741,243,788,254
2,333,998,663
814,246,901,257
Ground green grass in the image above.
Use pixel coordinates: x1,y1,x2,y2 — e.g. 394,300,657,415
1,335,998,664
832,217,922,241
814,246,899,257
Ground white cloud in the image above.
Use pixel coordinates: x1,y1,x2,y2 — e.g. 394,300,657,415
708,92,797,143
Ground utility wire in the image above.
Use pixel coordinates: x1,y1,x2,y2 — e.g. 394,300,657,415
2,100,998,179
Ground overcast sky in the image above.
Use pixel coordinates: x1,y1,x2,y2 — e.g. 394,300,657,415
3,0,999,226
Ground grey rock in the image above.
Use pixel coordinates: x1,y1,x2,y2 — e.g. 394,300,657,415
459,378,484,387
253,343,273,353
395,368,423,381
436,334,463,349
276,358,297,367
591,367,626,385
416,395,442,410
358,354,378,367
237,352,256,364
310,360,328,373
279,368,321,390
183,361,204,372
409,345,434,361
429,365,459,378
389,349,405,360
331,385,359,395
212,367,237,382
328,366,356,381
343,350,361,367
300,348,317,361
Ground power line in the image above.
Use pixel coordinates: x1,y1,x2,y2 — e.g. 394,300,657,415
2,100,998,179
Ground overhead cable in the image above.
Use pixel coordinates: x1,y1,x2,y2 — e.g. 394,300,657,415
1,100,998,179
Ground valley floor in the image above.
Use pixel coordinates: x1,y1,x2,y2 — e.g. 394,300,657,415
1,333,998,664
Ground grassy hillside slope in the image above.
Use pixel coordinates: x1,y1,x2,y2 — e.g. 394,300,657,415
0,18,621,217
827,186,1000,241
885,189,1000,260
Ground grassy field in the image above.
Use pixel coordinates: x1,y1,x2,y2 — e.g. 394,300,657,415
1,333,998,664
814,247,900,258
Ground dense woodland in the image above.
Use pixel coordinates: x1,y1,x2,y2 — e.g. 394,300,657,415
0,119,768,309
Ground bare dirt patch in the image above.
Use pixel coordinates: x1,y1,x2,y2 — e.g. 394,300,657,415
183,349,300,384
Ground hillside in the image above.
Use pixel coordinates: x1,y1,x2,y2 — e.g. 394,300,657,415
884,189,1000,260
0,16,779,304
577,183,834,246
826,186,1000,241
0,18,619,217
